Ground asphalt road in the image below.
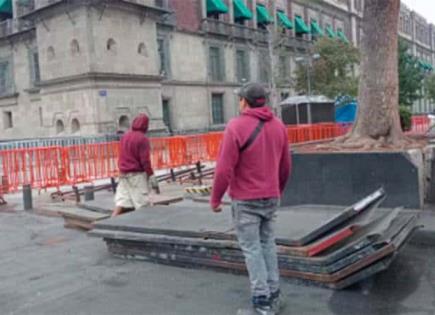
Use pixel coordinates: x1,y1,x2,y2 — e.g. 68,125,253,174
1,205,435,315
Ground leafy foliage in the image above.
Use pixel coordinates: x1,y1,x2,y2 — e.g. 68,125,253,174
398,41,425,107
399,106,412,131
294,38,360,99
425,73,435,106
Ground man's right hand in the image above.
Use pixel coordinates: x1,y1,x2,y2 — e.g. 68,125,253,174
211,202,222,213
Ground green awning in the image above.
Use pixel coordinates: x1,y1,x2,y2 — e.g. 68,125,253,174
234,0,252,20
310,20,323,36
419,60,433,71
207,0,229,14
326,25,336,38
418,60,426,69
0,0,12,15
256,4,271,24
277,11,293,29
295,15,310,34
337,29,349,44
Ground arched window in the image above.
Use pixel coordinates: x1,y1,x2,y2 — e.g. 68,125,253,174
56,120,65,134
71,118,80,133
119,115,130,130
107,38,117,53
47,46,55,60
71,39,80,56
138,42,148,57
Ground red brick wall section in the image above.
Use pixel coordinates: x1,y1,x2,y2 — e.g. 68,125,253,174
170,0,203,32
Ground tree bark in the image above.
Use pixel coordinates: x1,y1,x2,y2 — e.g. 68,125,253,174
338,0,410,148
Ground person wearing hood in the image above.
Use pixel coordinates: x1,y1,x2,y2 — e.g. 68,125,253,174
112,113,154,217
211,83,291,314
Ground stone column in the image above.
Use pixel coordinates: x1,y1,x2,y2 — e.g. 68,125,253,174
12,0,19,19
228,0,234,23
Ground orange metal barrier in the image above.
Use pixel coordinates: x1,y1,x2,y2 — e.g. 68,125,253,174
409,115,430,134
63,143,119,185
0,119,426,194
0,147,63,192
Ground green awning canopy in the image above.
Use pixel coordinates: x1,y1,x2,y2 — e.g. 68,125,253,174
0,0,12,15
326,25,336,38
310,20,323,36
256,4,271,24
277,11,293,29
418,60,426,69
234,0,252,20
337,29,349,44
295,15,310,34
419,60,433,71
207,0,229,14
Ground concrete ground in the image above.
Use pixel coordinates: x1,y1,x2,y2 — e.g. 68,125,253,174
2,191,435,315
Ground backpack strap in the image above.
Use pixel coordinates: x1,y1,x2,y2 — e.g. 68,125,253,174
239,120,265,153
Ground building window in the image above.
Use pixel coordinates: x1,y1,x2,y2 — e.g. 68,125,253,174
278,55,290,82
162,99,172,131
30,50,40,84
3,111,12,129
138,43,148,57
157,38,170,77
39,107,43,126
0,61,11,95
258,51,270,83
207,12,220,20
71,39,80,56
155,0,167,8
235,18,245,25
119,115,130,131
56,119,65,134
209,46,224,81
71,118,80,133
211,94,224,125
236,49,250,83
107,38,117,53
47,46,55,60
281,92,289,100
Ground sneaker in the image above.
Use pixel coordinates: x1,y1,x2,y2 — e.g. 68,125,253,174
252,296,275,315
252,305,275,315
270,290,281,313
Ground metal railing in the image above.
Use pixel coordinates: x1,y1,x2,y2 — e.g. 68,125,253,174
0,134,120,151
202,19,310,46
0,19,33,37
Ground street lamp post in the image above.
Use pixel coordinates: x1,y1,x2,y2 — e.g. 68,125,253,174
295,53,320,124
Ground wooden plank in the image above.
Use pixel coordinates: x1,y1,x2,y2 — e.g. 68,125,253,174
58,207,109,222
64,217,95,231
93,189,386,247
79,194,184,214
100,211,417,286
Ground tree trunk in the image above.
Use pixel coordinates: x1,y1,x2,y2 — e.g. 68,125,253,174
338,0,410,148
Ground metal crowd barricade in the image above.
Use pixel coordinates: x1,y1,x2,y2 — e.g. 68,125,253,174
0,147,63,192
0,119,429,196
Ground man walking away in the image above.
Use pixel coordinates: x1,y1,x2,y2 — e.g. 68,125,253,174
210,83,291,315
112,113,154,217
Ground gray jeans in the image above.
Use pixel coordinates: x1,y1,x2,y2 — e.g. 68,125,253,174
232,198,280,298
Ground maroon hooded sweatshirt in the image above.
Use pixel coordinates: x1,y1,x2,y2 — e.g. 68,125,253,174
118,114,154,176
211,107,291,209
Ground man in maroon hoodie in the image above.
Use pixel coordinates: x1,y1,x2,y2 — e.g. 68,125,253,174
211,83,291,314
112,113,154,217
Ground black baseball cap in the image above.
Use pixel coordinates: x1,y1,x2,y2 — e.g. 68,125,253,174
236,82,269,108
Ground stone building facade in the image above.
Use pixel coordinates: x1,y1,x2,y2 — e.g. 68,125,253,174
0,0,433,139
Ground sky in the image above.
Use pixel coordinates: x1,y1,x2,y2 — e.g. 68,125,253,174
401,0,435,24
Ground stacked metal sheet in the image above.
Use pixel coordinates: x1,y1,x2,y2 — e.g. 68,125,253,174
90,189,418,289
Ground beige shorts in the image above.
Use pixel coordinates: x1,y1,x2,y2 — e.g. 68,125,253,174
114,173,150,209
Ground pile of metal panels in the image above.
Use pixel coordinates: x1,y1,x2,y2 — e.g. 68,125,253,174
90,189,418,289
